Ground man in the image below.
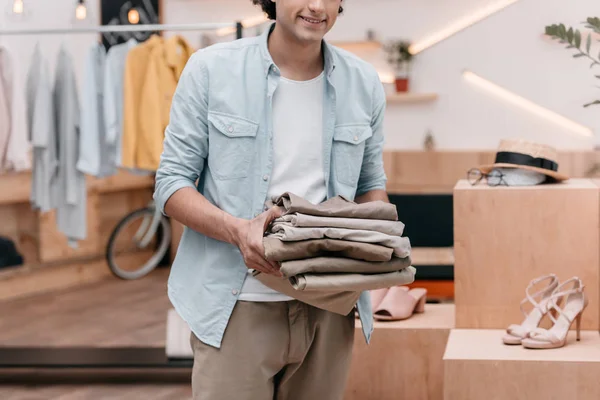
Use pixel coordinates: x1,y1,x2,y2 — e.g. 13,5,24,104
153,0,389,398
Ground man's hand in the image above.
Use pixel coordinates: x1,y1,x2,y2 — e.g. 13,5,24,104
234,206,284,277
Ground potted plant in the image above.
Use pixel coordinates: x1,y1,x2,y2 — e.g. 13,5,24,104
544,17,600,108
383,40,414,93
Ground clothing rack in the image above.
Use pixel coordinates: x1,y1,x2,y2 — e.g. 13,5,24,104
0,21,245,39
0,18,253,382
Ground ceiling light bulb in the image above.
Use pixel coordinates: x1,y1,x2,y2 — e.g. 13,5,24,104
75,1,87,20
12,0,23,14
128,8,140,24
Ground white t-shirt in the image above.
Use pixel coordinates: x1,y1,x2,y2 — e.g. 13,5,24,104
238,71,327,302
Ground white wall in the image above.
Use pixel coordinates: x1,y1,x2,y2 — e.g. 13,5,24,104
0,0,101,95
2,0,598,150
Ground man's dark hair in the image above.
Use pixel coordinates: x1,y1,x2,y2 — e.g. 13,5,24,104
252,0,343,20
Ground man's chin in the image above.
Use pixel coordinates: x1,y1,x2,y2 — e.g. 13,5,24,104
293,28,325,44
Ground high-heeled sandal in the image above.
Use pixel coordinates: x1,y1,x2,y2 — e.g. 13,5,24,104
502,274,559,345
521,277,588,349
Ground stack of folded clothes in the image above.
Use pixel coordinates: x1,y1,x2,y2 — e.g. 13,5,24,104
254,192,416,315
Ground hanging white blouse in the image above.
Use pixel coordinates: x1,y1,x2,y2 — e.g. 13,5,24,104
0,46,31,172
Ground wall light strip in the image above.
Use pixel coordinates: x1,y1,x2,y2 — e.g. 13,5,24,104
463,70,593,137
409,0,520,54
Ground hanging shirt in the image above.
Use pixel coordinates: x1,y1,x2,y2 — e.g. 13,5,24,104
0,46,31,172
137,35,194,171
121,35,164,171
54,46,86,247
103,38,137,169
78,43,115,178
0,56,9,170
26,44,57,212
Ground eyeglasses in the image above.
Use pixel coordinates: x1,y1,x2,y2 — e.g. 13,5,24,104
467,168,508,187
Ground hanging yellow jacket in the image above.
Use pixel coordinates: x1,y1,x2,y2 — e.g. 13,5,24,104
123,35,194,171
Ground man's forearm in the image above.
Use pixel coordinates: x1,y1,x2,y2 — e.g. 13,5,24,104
355,189,389,204
164,187,247,246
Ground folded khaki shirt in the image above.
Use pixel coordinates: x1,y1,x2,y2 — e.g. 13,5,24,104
279,255,412,278
253,272,362,315
274,213,404,236
269,224,411,258
290,266,416,292
263,237,393,262
272,192,398,221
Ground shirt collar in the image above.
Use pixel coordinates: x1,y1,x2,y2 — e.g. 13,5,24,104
258,22,336,78
165,36,194,80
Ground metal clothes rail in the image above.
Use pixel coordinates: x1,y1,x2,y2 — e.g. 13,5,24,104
0,21,245,39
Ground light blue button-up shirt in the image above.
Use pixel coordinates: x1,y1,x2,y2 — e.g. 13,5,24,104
154,22,388,349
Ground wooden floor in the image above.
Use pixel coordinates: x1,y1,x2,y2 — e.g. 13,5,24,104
0,383,192,399
0,268,172,347
0,268,195,399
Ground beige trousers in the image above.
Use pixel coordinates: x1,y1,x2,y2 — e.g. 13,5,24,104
190,300,355,400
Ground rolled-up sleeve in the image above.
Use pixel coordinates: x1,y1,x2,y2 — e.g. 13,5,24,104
356,74,388,197
153,52,209,215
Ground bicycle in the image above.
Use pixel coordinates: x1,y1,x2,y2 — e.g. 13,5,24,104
105,199,172,280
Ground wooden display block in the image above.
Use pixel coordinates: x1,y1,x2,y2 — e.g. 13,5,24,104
453,178,600,330
344,304,454,400
444,329,600,400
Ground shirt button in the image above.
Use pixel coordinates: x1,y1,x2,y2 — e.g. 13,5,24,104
228,126,234,133
263,175,269,181
232,289,238,295
353,136,359,142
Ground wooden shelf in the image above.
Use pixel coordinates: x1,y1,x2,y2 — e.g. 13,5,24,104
331,40,382,51
386,92,439,104
411,247,454,266
0,170,154,205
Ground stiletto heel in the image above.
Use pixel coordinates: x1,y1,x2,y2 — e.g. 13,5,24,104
522,277,587,350
502,274,559,345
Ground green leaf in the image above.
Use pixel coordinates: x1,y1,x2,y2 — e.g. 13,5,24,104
583,100,600,108
567,27,574,44
573,53,586,58
574,30,581,48
559,24,567,38
587,33,592,53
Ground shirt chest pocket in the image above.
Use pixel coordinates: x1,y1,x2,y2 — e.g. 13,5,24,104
332,124,373,186
207,111,259,180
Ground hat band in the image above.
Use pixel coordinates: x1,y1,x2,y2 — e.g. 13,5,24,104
495,151,558,172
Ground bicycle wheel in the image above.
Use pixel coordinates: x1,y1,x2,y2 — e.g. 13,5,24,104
106,207,172,280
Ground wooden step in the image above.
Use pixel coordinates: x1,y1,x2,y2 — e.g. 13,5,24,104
444,329,600,399
0,251,155,301
345,304,455,400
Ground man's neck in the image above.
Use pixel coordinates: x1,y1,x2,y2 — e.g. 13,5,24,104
268,23,324,81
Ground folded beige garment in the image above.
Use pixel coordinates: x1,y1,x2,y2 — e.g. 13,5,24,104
279,255,412,278
272,192,398,221
263,237,393,262
274,213,405,236
290,266,417,292
269,224,411,258
253,272,362,315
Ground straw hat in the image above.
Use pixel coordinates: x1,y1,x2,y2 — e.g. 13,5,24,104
478,138,568,182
